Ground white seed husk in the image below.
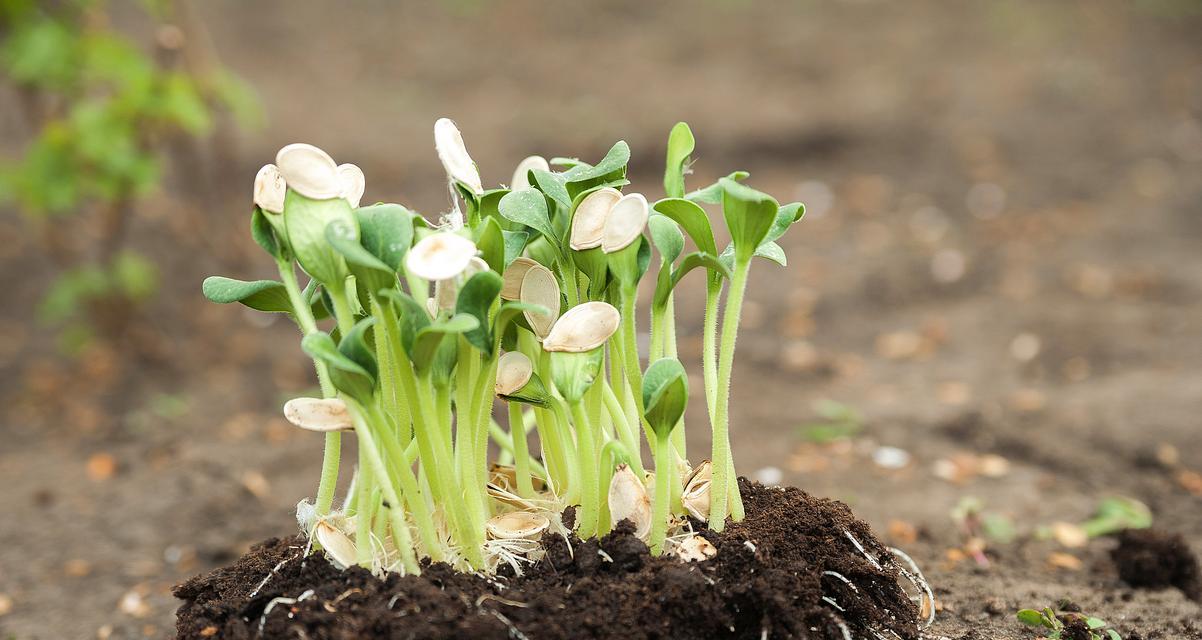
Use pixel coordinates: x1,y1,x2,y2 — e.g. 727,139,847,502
486,511,550,540
283,397,354,432
253,164,287,214
601,192,649,253
275,143,341,199
406,232,478,282
314,520,358,569
434,117,483,195
433,256,488,312
570,187,621,251
496,351,534,396
542,301,620,353
519,262,561,339
674,534,717,562
510,155,549,191
607,464,652,541
501,257,539,300
682,460,712,522
338,163,366,209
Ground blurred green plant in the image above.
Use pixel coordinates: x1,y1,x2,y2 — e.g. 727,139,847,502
1017,606,1122,640
797,399,862,443
0,0,257,351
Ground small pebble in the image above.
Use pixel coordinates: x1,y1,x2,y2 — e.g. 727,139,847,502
931,249,966,283
1009,333,1041,362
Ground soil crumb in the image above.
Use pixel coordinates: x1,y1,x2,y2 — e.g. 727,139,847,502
174,480,921,639
1112,528,1202,602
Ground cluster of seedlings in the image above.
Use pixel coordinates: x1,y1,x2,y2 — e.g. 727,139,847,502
205,119,802,573
1017,605,1124,640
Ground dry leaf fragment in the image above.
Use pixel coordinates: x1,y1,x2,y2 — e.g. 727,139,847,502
1047,552,1083,571
86,453,117,481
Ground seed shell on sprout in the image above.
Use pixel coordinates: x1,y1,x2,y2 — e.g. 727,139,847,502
337,163,365,209
406,232,479,282
674,534,717,562
314,520,358,569
433,256,488,312
519,262,561,339
601,192,649,253
682,460,712,522
570,187,621,251
501,257,539,300
541,301,620,353
283,397,354,433
510,155,549,191
607,464,652,540
253,164,287,214
486,511,550,540
275,143,342,199
434,118,483,195
495,351,534,396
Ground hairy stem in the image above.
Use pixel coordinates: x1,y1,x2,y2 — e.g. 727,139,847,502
709,261,749,531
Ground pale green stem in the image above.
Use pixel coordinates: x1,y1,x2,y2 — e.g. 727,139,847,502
650,432,673,555
365,404,443,562
568,399,599,538
708,261,750,531
508,402,535,497
347,401,420,574
601,379,643,477
277,258,340,515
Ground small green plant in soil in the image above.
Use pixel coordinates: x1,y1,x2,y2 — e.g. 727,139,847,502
1017,606,1123,640
204,119,805,573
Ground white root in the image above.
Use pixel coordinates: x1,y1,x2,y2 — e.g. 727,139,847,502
889,547,936,630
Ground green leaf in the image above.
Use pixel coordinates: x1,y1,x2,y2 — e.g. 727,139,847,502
378,289,429,354
476,188,510,223
411,314,480,373
301,332,375,403
764,201,806,244
283,189,357,286
456,270,503,355
664,122,695,199
642,358,689,438
564,141,630,199
1016,609,1045,627
654,252,730,308
493,301,550,340
325,219,390,273
685,170,749,204
338,317,378,380
476,215,506,273
529,169,572,213
354,203,414,272
498,188,557,247
1106,630,1122,640
251,207,286,260
1082,496,1153,537
502,230,529,266
651,198,718,256
1085,618,1107,630
647,215,685,264
202,276,292,314
548,348,604,403
721,178,779,263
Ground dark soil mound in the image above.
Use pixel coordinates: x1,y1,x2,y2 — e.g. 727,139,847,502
174,480,922,639
1112,528,1201,602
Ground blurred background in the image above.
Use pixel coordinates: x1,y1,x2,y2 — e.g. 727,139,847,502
1,1,1201,638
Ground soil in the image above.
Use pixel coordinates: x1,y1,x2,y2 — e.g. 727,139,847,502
2,2,1202,639
1112,529,1202,603
174,481,920,640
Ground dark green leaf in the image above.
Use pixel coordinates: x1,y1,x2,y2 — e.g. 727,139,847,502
654,252,730,308
283,189,356,286
411,314,480,373
642,358,688,438
325,219,390,273
456,271,503,355
338,317,378,380
764,201,806,244
476,215,506,273
498,188,557,246
251,207,286,259
721,178,779,263
502,230,529,266
354,203,414,271
564,141,630,199
529,169,571,213
647,215,685,264
378,289,429,354
202,276,292,313
651,198,718,256
301,332,375,403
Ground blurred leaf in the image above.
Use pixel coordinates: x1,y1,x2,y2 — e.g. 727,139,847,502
663,122,694,199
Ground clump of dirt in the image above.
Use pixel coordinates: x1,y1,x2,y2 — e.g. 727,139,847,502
1111,529,1202,602
174,480,922,639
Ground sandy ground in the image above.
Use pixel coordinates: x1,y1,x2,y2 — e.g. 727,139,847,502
1,1,1201,638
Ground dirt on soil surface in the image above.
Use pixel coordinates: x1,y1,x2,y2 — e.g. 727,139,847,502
2,1,1202,639
175,481,919,640
1113,529,1202,603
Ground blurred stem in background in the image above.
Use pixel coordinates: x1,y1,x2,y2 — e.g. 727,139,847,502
0,0,259,354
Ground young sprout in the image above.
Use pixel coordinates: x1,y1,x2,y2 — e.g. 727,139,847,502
510,155,550,191
434,117,483,195
283,397,354,432
642,358,689,554
337,163,366,208
275,143,342,199
607,463,651,540
253,164,287,214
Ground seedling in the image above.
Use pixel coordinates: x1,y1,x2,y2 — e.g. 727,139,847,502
204,119,804,574
1016,606,1123,640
